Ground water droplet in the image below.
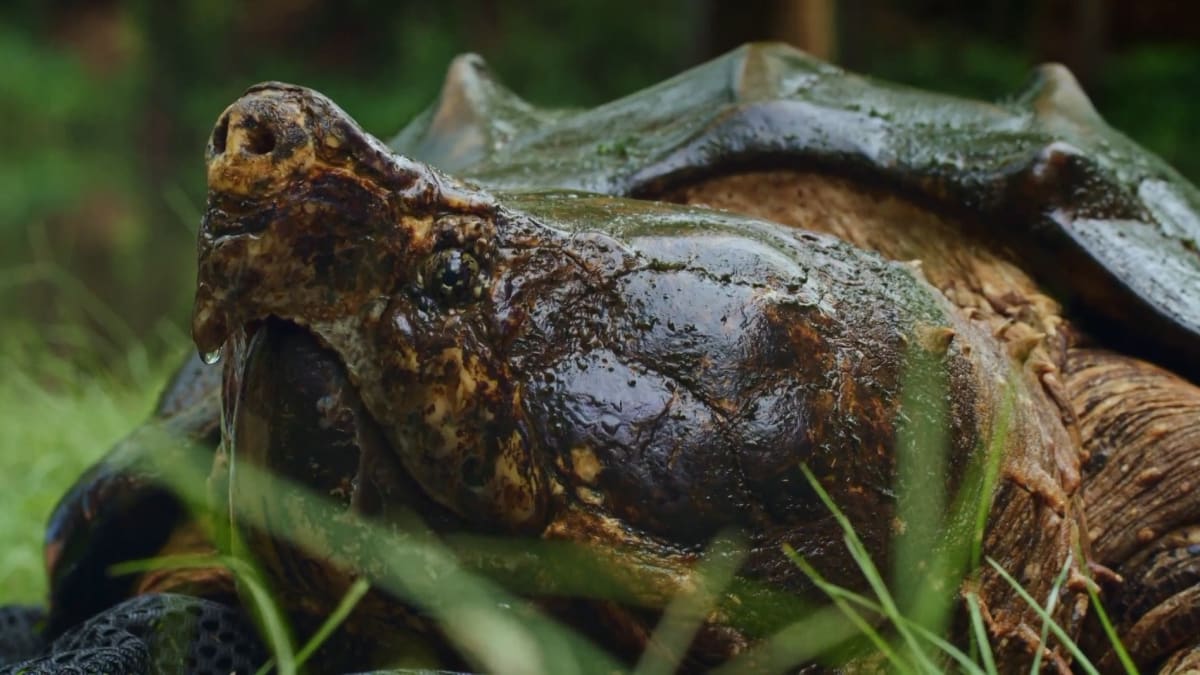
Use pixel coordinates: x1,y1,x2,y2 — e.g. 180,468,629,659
201,346,223,365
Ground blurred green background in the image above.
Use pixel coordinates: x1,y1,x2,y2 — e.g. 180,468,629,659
0,0,1197,599
5,0,1200,377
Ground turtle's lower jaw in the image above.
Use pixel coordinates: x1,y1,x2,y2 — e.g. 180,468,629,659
232,318,367,512
225,318,464,617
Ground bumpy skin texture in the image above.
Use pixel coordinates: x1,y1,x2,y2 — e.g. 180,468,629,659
21,44,1200,673
364,45,1200,672
190,76,1087,672
663,170,1088,663
195,83,1029,668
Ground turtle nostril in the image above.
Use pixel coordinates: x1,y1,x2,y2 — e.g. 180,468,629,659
206,89,310,187
243,122,276,155
211,113,229,155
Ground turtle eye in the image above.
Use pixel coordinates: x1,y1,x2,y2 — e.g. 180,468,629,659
424,249,482,304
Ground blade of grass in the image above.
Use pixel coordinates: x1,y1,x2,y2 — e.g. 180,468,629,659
892,342,951,650
293,577,371,670
112,553,298,675
840,533,941,672
163,183,202,236
822,579,986,675
986,556,1100,675
1083,580,1138,675
798,464,938,673
709,604,858,674
970,380,1015,570
965,592,998,675
782,544,913,674
633,533,746,675
927,368,1015,669
141,431,622,675
1030,553,1074,674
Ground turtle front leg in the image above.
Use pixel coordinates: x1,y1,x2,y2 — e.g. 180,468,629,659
1066,348,1200,672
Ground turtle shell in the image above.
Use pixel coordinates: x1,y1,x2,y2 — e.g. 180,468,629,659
391,43,1200,382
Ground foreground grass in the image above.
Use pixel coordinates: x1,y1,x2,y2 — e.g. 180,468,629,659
0,333,173,603
0,320,1136,673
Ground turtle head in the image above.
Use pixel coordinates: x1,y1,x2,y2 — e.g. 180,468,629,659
194,82,496,360
194,83,560,551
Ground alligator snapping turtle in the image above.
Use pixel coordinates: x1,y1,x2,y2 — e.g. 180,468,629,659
7,43,1200,674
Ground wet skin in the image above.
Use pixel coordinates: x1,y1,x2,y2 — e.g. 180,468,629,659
189,82,1067,671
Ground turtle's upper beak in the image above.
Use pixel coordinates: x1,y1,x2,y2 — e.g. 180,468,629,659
204,83,321,198
193,83,339,359
191,83,497,361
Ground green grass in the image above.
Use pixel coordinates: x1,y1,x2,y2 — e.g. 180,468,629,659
787,461,1122,675
0,336,171,603
121,377,1130,673
0,298,1139,673
113,552,373,675
122,435,629,674
0,338,1136,673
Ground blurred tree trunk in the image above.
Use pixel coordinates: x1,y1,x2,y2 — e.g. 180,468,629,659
703,0,838,60
1034,0,1107,86
778,0,836,59
141,0,176,219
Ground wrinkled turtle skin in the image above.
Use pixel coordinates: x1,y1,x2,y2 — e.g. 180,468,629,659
11,43,1200,674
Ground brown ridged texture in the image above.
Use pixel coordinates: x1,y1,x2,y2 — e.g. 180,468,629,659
1065,349,1200,672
